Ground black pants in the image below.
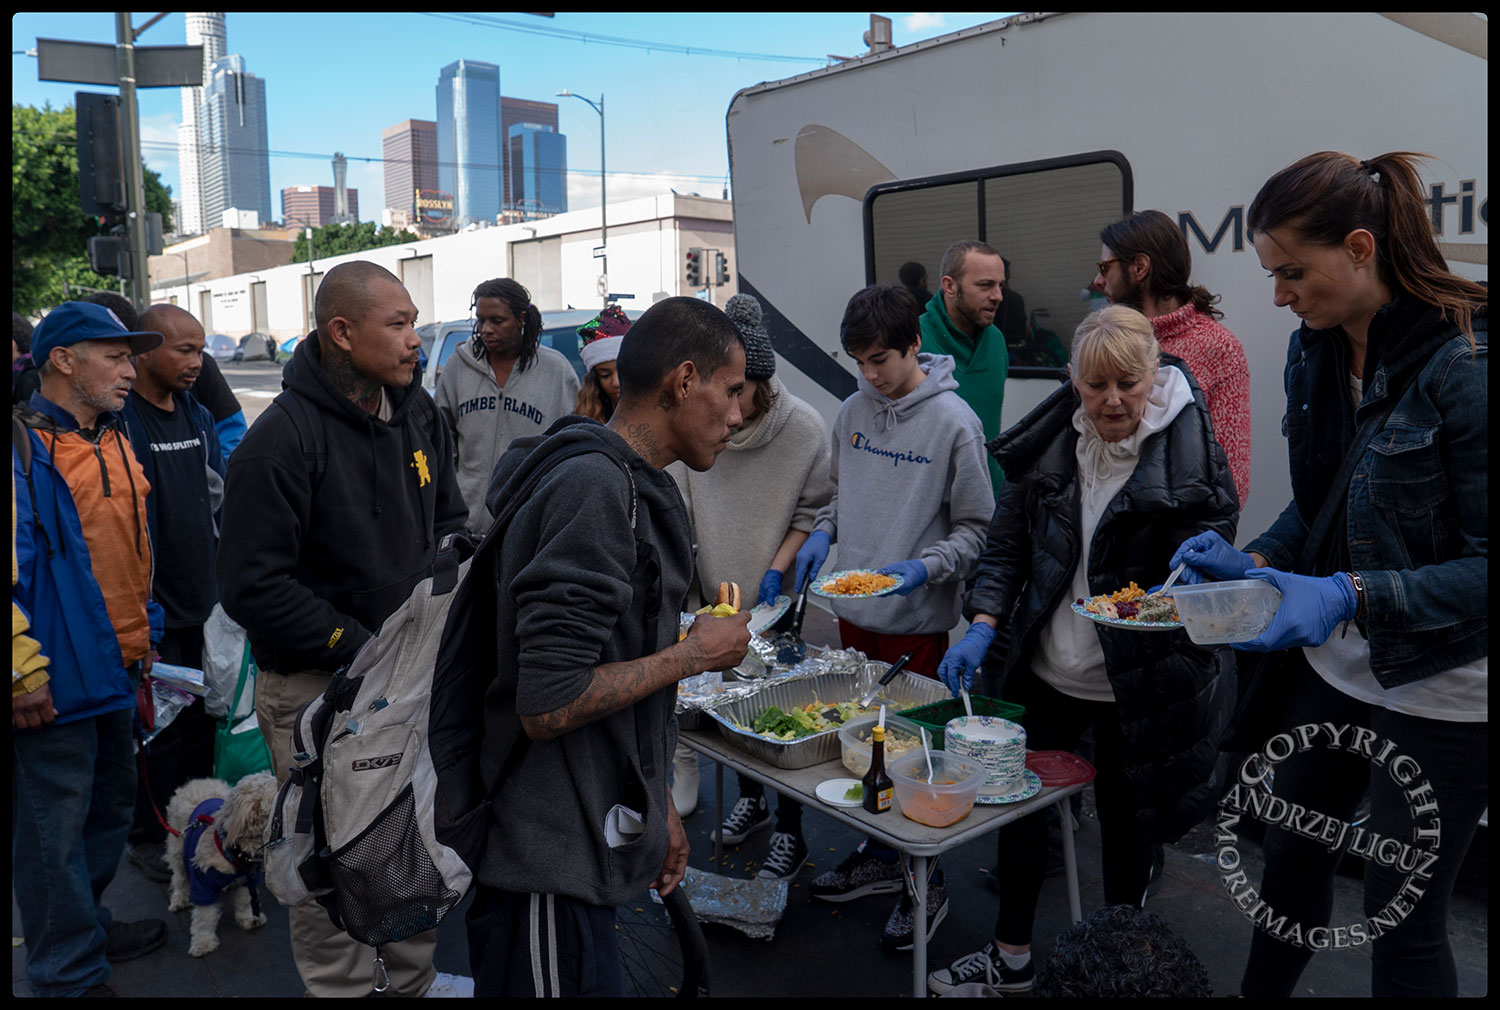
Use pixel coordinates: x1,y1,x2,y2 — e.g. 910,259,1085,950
130,625,217,844
1240,666,1488,997
466,886,624,997
992,668,1152,945
736,775,803,834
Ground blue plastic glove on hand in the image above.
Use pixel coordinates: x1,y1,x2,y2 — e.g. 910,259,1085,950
1232,568,1358,652
938,622,997,697
875,560,928,597
757,569,783,608
1169,531,1255,586
793,531,831,593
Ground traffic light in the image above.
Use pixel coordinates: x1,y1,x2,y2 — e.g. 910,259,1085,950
685,247,703,288
76,91,126,221
88,233,128,277
714,251,729,287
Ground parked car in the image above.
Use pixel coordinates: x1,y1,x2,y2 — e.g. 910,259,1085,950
420,307,644,393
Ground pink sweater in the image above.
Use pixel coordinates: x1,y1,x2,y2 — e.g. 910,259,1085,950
1151,303,1252,507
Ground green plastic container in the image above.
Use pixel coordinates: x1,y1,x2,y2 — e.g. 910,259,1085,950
898,696,1026,749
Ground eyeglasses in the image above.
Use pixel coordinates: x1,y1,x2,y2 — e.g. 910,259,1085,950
1095,257,1121,275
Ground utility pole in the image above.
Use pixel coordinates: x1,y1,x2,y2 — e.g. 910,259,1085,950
115,13,150,310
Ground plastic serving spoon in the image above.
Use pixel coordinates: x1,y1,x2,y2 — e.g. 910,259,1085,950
960,687,974,718
1151,561,1187,598
921,727,934,784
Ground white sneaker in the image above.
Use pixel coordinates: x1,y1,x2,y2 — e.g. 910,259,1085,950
671,743,700,817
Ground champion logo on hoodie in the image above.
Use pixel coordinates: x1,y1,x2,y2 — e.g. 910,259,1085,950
850,431,934,467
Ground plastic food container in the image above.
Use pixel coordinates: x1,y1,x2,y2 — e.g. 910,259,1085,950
1170,579,1282,645
839,714,928,777
899,695,1026,749
889,751,984,828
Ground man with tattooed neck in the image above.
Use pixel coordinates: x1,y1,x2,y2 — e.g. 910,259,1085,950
216,260,465,997
465,296,751,997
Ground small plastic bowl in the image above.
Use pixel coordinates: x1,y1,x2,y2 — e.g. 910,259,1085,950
839,714,926,778
889,751,984,827
1170,579,1282,645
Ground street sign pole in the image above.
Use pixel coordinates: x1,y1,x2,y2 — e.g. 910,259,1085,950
115,13,150,309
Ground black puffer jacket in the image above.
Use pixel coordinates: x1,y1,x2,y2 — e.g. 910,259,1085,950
968,357,1239,843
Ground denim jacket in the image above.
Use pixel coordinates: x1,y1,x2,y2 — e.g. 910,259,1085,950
1246,296,1487,689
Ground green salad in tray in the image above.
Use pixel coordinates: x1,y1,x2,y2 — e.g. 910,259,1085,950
740,701,868,742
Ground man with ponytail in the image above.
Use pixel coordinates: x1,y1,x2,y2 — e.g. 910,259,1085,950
1170,151,1487,998
435,278,581,536
1095,209,1252,506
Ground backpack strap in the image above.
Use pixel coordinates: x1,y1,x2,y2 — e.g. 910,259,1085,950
12,412,54,559
272,391,327,494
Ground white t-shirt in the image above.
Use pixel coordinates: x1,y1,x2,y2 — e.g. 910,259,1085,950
1304,630,1487,723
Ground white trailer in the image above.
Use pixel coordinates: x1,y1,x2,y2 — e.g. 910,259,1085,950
726,11,1487,541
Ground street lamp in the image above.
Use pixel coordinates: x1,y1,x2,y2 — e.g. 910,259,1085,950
557,88,606,306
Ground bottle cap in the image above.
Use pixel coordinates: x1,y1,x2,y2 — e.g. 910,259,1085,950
872,724,885,741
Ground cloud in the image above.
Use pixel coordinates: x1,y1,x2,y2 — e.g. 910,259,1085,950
566,170,726,213
904,13,949,33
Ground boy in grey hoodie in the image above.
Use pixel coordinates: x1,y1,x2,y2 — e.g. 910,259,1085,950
796,285,993,949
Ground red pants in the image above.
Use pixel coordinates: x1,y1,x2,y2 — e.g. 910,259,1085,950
837,619,949,680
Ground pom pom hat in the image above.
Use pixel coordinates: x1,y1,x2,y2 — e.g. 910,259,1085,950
724,293,776,381
578,304,633,371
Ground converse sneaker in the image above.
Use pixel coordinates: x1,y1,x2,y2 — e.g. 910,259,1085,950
928,941,1034,995
711,795,771,845
808,841,905,902
756,831,808,881
880,870,949,951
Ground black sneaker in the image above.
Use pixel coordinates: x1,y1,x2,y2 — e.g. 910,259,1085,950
711,795,771,845
880,870,948,951
756,831,808,881
127,840,172,884
808,842,905,902
82,983,119,997
928,941,1034,995
105,919,167,962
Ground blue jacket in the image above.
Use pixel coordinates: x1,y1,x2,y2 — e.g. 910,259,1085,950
13,395,162,725
1246,296,1487,688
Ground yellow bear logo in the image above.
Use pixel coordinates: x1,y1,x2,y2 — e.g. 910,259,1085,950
411,449,431,487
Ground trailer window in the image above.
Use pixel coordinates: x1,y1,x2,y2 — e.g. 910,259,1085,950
865,153,1131,377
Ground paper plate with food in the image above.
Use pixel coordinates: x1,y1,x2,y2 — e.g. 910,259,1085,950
811,569,904,599
1071,581,1183,630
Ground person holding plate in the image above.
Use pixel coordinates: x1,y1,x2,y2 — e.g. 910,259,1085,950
928,304,1239,994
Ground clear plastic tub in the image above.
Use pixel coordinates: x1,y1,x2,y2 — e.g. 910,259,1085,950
889,751,984,827
839,714,927,777
1170,579,1282,645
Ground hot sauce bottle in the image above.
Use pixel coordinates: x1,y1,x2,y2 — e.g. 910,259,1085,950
862,721,894,815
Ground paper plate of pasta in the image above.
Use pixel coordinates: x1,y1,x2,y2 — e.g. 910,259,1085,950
811,569,904,599
1071,581,1183,630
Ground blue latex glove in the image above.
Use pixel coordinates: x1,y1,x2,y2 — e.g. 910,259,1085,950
1233,568,1358,652
938,622,997,696
1170,531,1255,586
793,530,831,592
875,560,928,597
757,569,783,608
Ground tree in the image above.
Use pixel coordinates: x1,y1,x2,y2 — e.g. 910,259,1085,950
292,220,421,263
12,101,174,316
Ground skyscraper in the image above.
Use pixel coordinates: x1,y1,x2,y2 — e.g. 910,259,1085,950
176,11,226,236
508,123,568,218
436,60,502,227
382,119,438,219
500,96,559,211
199,54,272,228
282,185,359,229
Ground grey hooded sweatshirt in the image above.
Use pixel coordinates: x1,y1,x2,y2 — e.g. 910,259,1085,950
434,339,581,535
812,353,992,636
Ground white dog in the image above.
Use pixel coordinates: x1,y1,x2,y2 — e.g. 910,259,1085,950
164,771,277,956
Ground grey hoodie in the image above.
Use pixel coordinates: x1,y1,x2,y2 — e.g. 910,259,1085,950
813,353,992,636
434,340,581,534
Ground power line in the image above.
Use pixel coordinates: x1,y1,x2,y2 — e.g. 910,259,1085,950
417,12,827,65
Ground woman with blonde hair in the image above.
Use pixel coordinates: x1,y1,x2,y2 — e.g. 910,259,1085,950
927,304,1239,994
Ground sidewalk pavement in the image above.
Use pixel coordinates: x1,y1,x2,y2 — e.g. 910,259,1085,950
13,602,1488,997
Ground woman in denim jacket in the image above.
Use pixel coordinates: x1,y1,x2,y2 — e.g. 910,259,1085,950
1172,151,1487,997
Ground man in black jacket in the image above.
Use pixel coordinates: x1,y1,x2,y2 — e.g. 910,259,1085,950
217,260,465,997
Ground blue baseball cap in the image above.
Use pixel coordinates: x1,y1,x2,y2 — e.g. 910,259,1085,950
30,301,164,362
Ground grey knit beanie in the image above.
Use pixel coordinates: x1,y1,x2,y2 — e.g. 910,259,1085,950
724,293,776,381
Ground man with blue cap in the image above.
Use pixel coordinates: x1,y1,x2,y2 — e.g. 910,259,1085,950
12,300,170,996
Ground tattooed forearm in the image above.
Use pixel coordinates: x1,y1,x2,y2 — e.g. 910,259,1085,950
520,639,708,742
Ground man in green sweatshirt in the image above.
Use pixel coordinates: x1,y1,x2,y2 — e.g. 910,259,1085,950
919,240,1010,495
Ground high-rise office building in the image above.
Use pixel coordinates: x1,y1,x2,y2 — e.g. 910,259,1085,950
508,123,568,219
199,54,272,228
382,119,438,219
281,185,359,229
436,60,502,227
500,96,559,211
176,11,226,236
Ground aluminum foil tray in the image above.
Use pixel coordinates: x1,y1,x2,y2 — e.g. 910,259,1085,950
707,669,949,769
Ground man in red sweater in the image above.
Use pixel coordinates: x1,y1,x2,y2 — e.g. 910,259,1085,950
1094,210,1252,507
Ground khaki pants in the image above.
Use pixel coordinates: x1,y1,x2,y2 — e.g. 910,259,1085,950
257,670,438,997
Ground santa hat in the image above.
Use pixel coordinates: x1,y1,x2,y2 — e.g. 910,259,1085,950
578,305,633,371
